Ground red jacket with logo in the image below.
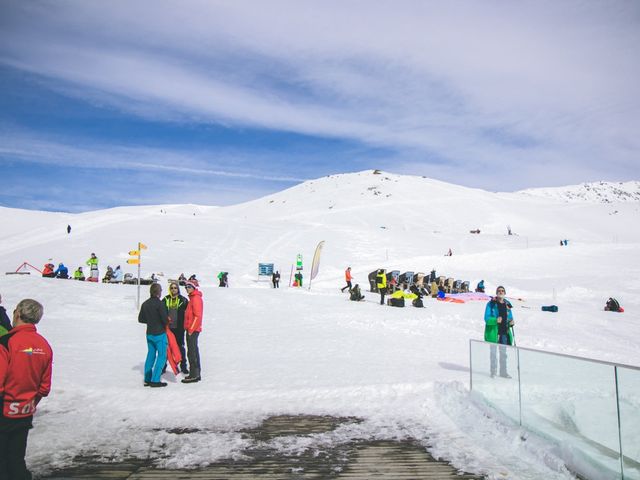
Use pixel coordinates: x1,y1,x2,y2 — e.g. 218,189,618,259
0,324,53,419
185,289,203,334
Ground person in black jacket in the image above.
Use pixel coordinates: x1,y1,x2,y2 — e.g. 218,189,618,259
272,271,280,288
164,282,189,374
0,294,11,334
138,284,169,387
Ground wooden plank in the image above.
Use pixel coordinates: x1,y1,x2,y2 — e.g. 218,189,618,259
44,416,485,480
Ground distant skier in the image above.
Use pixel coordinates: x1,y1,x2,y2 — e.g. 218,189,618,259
476,280,485,293
341,267,353,292
272,271,280,288
86,253,99,282
218,271,229,287
294,272,303,287
484,286,515,378
66,224,71,234
446,248,453,256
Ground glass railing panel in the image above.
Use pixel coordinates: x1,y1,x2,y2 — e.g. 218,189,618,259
470,340,520,423
518,349,622,479
618,365,640,480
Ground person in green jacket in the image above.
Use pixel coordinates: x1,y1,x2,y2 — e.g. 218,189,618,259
73,267,85,281
484,285,514,378
86,253,99,282
376,269,387,305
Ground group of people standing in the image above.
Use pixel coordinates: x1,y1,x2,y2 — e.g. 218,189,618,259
138,281,204,387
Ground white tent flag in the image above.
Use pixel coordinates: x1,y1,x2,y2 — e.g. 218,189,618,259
308,240,325,289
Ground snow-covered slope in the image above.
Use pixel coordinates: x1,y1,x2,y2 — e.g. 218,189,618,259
518,180,640,203
0,170,639,479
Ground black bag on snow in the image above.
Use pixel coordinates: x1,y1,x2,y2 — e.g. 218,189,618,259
412,298,424,308
541,305,558,312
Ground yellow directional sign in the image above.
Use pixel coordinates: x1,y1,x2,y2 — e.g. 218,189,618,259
139,243,148,250
127,259,140,265
129,250,139,256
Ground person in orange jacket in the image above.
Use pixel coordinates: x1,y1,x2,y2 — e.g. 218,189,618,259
341,267,353,292
182,281,203,383
41,263,55,278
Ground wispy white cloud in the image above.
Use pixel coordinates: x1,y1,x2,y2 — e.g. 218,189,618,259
0,131,306,183
1,0,638,192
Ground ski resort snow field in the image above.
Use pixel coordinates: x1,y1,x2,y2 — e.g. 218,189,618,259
1,172,639,479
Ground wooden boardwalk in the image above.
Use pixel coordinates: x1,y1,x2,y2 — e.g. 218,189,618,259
43,415,484,480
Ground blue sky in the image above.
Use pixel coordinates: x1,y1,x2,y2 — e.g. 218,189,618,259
1,1,638,212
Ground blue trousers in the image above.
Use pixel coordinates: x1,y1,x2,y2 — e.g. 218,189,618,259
145,333,168,383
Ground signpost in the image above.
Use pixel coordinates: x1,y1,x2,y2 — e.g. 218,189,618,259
128,242,147,309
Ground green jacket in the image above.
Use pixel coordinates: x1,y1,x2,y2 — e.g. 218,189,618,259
484,299,514,344
86,257,98,267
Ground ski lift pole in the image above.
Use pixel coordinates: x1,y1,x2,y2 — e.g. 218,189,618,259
289,264,294,287
128,243,147,310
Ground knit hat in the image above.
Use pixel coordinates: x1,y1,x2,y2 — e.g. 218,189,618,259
185,281,198,290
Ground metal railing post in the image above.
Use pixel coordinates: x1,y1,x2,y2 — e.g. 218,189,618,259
615,366,624,479
517,347,522,427
469,339,473,391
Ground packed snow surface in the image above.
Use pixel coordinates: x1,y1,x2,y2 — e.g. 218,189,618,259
1,171,639,479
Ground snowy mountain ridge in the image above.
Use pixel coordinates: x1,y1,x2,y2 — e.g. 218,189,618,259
517,180,640,203
0,169,640,479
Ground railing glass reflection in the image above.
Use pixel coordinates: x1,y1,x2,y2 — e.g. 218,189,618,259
469,340,640,480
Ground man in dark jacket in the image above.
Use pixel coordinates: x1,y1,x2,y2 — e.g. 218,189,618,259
0,299,53,480
138,284,169,387
164,282,189,374
0,294,11,335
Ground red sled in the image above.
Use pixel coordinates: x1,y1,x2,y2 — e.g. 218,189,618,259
165,327,183,375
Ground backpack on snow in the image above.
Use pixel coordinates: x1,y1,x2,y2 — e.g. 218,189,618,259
605,298,621,312
412,298,424,308
541,305,558,312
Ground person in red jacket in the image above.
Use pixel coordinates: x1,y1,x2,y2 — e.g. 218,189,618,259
182,281,203,384
0,299,53,480
341,267,353,293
